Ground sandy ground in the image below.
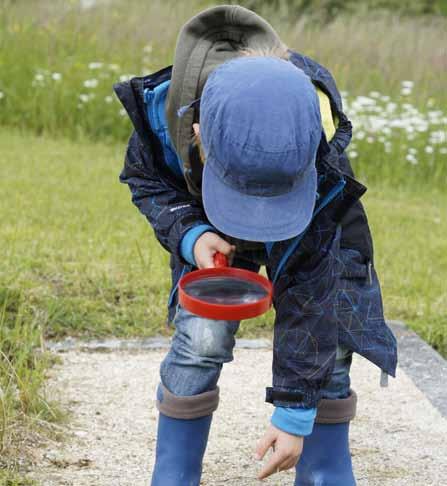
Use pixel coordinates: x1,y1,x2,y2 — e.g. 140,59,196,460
29,349,447,486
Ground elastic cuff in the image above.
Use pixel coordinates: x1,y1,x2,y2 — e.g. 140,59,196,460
180,224,216,266
265,386,319,408
156,384,219,419
316,389,357,424
271,407,317,437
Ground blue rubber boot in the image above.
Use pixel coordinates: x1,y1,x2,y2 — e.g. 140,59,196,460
295,422,356,486
151,413,212,486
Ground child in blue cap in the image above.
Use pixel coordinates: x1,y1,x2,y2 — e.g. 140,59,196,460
114,5,397,485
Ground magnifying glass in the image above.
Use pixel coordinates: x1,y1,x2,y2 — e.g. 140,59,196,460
178,252,273,320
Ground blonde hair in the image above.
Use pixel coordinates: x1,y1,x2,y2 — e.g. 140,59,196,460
239,44,290,60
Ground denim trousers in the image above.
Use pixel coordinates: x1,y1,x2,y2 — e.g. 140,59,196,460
160,306,352,401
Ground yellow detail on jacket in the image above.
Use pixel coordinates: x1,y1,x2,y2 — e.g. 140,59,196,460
316,88,336,141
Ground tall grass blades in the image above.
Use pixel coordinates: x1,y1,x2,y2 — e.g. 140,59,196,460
0,288,58,482
0,1,446,189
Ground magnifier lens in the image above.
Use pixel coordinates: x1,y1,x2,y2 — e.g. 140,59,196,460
183,275,268,305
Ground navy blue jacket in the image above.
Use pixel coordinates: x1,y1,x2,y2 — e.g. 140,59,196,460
114,51,397,408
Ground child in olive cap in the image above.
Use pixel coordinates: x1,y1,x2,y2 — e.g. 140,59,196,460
115,5,397,485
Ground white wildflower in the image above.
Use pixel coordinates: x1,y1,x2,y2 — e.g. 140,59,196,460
406,154,418,165
440,147,447,154
0,91,4,100
119,108,127,117
32,73,46,87
401,80,414,89
366,137,374,143
386,102,397,112
401,87,412,96
80,0,96,9
105,95,113,104
52,72,62,81
355,96,376,106
119,74,136,82
83,79,99,88
369,91,380,98
430,130,446,144
143,44,153,54
79,93,95,103
108,64,120,72
425,146,434,154
88,62,103,70
349,151,358,159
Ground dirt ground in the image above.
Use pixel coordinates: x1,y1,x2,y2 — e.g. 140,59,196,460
29,348,447,485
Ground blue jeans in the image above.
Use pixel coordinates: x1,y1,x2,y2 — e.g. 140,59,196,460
160,306,352,400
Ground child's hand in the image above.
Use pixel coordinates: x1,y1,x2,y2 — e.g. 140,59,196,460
255,424,303,480
193,232,236,269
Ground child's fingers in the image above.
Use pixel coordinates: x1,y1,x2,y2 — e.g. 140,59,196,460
257,449,288,480
200,251,216,269
214,238,235,256
255,431,274,461
278,455,299,472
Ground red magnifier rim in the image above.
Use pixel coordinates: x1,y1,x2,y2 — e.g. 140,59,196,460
178,267,273,321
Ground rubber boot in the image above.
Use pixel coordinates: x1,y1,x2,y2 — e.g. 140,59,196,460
151,412,212,486
295,421,356,486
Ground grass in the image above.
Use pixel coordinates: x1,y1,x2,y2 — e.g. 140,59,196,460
0,129,445,352
0,287,61,484
0,471,36,486
0,0,446,143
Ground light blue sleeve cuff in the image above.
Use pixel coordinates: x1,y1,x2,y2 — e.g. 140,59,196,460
271,406,317,437
180,224,216,266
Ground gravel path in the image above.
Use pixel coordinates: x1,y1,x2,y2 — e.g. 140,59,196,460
30,349,447,485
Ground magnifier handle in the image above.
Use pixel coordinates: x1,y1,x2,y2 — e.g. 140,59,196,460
213,252,228,268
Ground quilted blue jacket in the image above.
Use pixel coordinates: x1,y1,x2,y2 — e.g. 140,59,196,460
114,51,397,409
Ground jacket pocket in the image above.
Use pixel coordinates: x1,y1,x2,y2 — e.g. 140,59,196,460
339,247,369,279
336,248,373,322
275,225,343,309
335,248,397,376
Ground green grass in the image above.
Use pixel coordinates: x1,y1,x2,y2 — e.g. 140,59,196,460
365,187,447,354
0,0,446,142
1,130,171,340
1,129,445,352
0,471,36,486
0,288,61,483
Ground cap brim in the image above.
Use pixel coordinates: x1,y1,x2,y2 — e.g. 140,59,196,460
202,160,317,242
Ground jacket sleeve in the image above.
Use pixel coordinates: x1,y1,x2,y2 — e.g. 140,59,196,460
267,223,342,409
120,131,211,260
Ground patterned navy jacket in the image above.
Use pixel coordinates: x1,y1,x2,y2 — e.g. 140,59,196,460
114,51,397,409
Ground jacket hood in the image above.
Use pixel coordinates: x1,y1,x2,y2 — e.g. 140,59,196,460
165,5,284,170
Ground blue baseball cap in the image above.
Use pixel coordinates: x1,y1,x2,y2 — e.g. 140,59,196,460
200,56,322,242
